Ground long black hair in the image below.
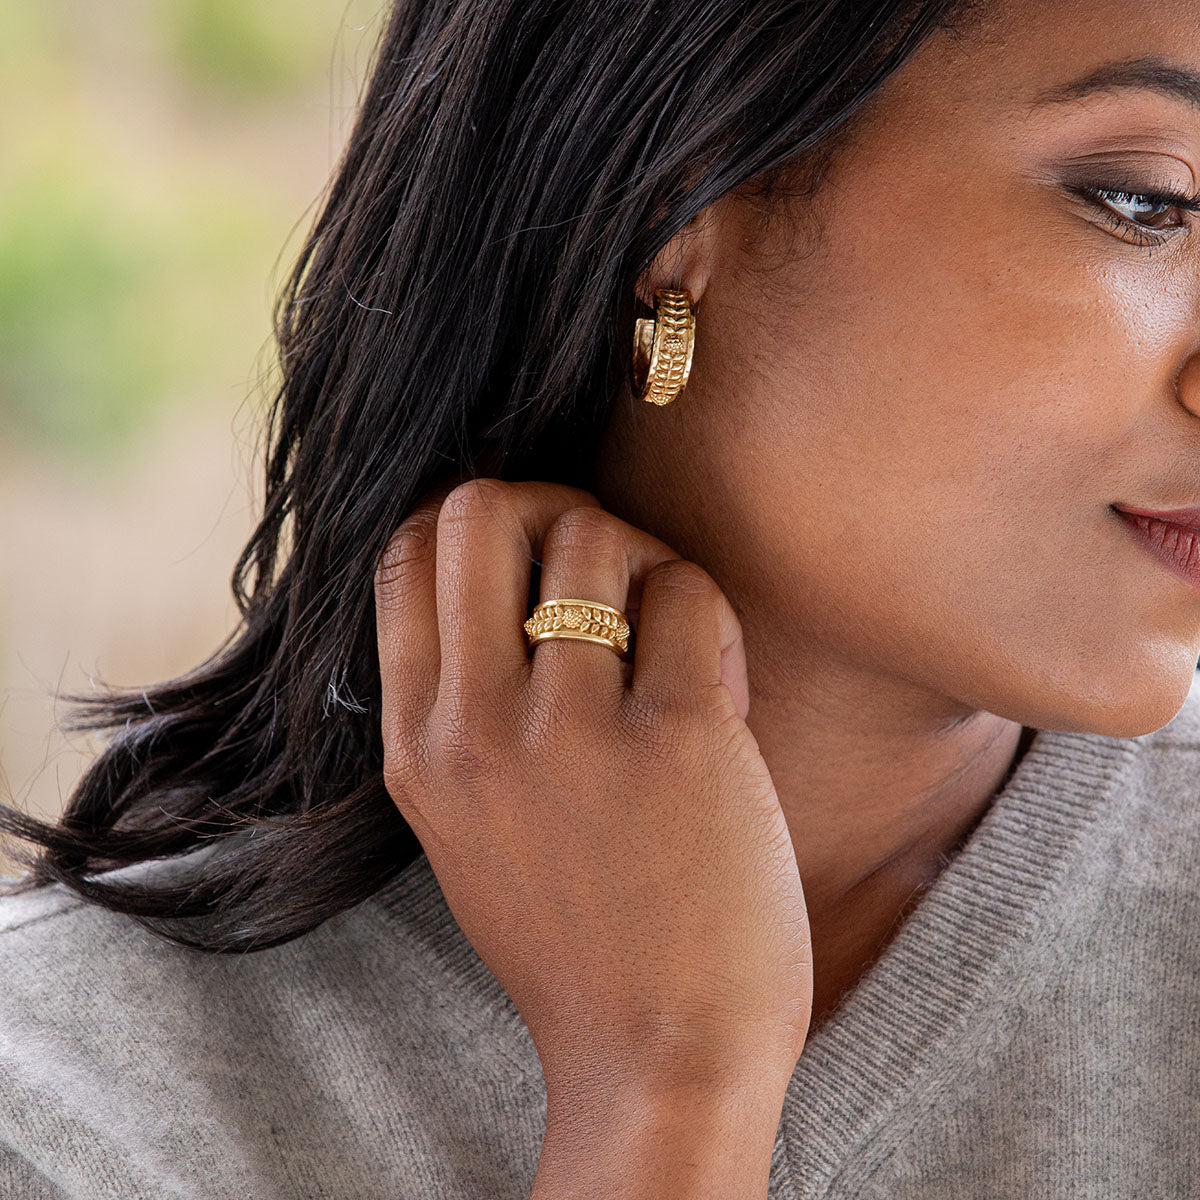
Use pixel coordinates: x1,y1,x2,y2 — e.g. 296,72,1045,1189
0,0,985,952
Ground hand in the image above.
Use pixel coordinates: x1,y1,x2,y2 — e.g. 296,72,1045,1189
373,478,812,1104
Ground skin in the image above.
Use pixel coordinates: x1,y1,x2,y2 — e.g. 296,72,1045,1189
376,5,1200,1190
590,0,1200,1031
378,478,812,1197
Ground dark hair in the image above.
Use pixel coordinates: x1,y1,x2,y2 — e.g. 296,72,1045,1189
1,0,986,952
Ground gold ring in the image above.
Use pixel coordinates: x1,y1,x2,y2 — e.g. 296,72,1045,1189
523,598,632,659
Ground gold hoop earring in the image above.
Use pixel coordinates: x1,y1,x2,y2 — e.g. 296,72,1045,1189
631,288,696,406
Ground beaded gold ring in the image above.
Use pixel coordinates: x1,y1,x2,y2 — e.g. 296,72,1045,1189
523,598,632,660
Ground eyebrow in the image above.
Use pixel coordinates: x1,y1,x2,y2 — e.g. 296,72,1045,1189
1030,55,1200,114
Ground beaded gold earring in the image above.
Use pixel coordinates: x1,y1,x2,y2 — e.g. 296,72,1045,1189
631,288,696,405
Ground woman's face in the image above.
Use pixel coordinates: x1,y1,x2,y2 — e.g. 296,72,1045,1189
595,0,1200,738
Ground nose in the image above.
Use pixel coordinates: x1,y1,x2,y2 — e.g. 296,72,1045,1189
1178,351,1200,420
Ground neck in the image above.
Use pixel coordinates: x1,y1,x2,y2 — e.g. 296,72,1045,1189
587,434,1033,1030
741,636,1027,911
733,633,1030,1027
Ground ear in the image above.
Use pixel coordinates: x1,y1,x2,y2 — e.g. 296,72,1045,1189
633,196,728,312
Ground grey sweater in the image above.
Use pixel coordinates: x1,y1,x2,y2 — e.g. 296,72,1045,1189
2,681,1199,1200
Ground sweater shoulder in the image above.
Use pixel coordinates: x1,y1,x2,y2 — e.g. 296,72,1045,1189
0,849,538,1084
0,860,527,1119
0,857,545,1199
0,853,522,1051
0,878,86,937
0,869,391,1037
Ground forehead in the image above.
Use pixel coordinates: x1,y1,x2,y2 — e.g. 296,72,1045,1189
830,0,1200,169
854,0,1200,145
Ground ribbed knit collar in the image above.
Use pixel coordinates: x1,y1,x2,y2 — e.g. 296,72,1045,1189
776,722,1145,1196
369,718,1149,1197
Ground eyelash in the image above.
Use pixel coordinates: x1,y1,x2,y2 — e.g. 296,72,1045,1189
1071,182,1200,249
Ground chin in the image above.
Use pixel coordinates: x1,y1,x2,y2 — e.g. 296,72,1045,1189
971,647,1199,741
1030,660,1198,740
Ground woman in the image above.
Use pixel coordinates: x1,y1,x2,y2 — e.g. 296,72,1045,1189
2,0,1198,1195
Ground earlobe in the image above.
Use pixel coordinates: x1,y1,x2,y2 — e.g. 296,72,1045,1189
633,196,725,310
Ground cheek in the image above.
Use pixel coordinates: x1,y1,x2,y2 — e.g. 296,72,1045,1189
750,172,1179,540
723,243,1198,727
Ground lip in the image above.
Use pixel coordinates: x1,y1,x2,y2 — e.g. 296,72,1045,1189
1112,504,1200,532
1113,505,1200,595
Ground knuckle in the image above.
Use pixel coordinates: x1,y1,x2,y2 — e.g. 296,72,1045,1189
381,731,429,800
524,661,617,732
516,681,617,778
437,477,513,530
645,556,719,599
621,682,689,749
431,685,506,784
624,699,691,769
375,509,437,593
515,686,570,759
439,728,499,786
403,501,442,544
546,504,621,547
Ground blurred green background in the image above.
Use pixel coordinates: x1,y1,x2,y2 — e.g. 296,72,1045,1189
1,0,385,871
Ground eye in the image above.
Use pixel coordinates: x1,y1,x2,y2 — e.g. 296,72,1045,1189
1070,182,1200,248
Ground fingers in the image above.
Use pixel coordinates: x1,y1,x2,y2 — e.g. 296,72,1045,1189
374,476,750,798
431,479,691,722
374,481,459,763
377,479,606,767
431,479,604,704
528,505,651,701
628,557,750,721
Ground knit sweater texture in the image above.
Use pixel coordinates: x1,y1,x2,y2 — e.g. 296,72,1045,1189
2,678,1199,1199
